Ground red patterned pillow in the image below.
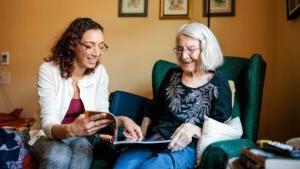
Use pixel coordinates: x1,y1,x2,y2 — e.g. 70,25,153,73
0,108,22,123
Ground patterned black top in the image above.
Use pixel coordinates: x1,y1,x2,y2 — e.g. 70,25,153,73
145,68,232,146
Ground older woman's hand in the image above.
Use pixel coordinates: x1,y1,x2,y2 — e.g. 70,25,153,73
117,116,143,141
168,123,202,152
141,117,151,137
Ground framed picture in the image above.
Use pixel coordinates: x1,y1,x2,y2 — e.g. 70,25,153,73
203,0,235,17
118,0,148,17
160,0,191,19
287,0,300,20
0,52,9,65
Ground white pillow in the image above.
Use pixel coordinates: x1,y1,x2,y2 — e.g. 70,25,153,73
195,80,243,166
196,116,243,163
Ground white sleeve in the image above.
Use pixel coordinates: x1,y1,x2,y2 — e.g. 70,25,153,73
37,63,61,138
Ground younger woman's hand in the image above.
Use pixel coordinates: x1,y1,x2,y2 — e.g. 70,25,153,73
68,113,112,136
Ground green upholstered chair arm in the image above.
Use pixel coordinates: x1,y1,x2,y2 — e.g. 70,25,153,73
199,139,256,169
242,54,266,141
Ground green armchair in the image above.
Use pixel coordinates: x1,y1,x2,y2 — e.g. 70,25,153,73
197,54,266,169
91,53,266,169
151,53,266,168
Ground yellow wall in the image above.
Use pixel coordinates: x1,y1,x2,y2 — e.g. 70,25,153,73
0,0,299,141
259,0,300,141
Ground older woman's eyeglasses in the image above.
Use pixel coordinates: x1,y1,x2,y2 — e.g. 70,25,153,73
78,41,109,53
173,46,200,56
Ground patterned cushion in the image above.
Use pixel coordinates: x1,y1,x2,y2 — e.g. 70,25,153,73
0,128,36,169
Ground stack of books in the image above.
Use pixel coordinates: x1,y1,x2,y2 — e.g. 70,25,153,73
239,140,300,169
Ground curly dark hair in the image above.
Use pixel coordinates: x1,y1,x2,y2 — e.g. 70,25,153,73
45,18,103,79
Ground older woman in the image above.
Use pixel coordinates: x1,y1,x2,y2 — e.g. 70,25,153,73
113,23,232,169
29,18,143,169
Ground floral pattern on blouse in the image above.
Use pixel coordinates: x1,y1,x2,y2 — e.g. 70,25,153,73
165,72,219,125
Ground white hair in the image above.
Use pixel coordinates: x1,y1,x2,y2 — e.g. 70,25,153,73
176,23,223,71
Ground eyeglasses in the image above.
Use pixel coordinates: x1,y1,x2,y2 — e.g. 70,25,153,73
173,46,200,56
78,41,109,54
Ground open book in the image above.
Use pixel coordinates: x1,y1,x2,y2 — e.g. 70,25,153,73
84,111,171,145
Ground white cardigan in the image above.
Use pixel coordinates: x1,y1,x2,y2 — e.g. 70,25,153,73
29,61,109,145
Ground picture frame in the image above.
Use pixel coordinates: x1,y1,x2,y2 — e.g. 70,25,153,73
160,0,191,19
0,52,9,65
203,0,235,17
118,0,148,17
287,0,300,20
